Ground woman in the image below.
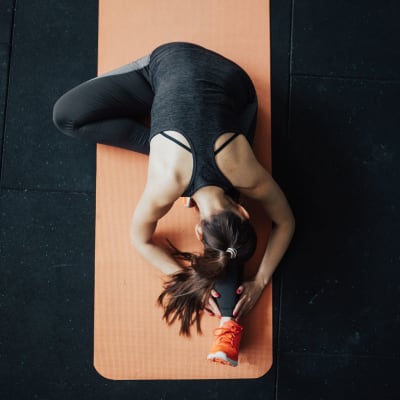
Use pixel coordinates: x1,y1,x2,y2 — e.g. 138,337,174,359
53,42,295,367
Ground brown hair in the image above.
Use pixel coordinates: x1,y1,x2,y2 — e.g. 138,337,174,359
157,211,257,336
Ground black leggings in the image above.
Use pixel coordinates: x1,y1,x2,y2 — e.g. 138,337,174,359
53,55,255,317
53,54,154,154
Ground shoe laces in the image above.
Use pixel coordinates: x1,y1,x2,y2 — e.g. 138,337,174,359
214,324,243,347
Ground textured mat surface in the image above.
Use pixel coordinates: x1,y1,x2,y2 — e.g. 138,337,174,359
94,0,271,380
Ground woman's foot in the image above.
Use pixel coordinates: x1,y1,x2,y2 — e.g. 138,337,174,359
207,319,243,367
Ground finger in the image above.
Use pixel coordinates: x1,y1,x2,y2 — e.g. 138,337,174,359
232,295,247,319
211,289,220,298
236,285,244,295
208,297,221,317
236,300,252,320
234,293,256,320
237,295,256,320
204,308,215,316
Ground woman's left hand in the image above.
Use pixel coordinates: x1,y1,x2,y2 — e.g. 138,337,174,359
233,279,267,320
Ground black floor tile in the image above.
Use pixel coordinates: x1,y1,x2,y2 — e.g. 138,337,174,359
292,0,400,79
0,189,95,398
278,353,400,400
279,77,400,356
0,44,9,161
0,0,14,45
1,0,98,192
270,0,292,144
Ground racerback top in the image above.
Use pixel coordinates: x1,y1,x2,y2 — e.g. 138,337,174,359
148,42,257,199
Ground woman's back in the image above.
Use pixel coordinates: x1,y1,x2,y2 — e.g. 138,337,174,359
147,130,263,206
147,42,258,200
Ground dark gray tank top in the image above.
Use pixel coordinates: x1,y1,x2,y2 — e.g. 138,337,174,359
148,42,256,199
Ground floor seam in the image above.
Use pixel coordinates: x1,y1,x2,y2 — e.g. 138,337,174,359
281,352,400,359
275,0,295,397
286,0,295,142
0,186,95,195
291,72,400,83
0,0,17,186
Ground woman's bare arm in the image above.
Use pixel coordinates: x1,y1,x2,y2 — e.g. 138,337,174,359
246,170,295,286
232,147,295,318
130,186,182,276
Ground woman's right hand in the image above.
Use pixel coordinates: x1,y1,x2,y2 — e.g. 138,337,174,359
204,289,222,317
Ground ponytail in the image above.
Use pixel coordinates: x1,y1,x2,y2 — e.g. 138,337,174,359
158,211,257,336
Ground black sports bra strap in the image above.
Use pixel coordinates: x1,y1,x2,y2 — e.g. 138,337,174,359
160,131,192,153
214,133,240,155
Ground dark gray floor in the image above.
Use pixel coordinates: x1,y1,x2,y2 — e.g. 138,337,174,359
1,1,399,399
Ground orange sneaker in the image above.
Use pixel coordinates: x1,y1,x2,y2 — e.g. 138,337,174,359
207,320,243,367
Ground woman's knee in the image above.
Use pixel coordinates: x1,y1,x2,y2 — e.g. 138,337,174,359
53,95,76,137
52,90,87,138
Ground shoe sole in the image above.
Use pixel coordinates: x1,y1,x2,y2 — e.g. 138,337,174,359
207,351,238,367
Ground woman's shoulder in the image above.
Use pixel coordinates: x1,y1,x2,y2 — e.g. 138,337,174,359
143,165,183,207
216,134,268,191
147,133,194,194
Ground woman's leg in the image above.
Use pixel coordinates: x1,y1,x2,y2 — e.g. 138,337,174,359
214,264,243,317
208,265,243,367
53,55,153,154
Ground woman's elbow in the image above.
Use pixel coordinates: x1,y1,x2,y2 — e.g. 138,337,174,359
286,213,296,239
276,212,295,238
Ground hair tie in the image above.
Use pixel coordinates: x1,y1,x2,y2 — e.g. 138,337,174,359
226,247,238,259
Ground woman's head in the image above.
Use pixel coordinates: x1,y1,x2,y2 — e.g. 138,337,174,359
198,209,257,264
158,210,257,335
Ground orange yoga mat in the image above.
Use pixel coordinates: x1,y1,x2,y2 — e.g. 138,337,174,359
94,0,271,380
